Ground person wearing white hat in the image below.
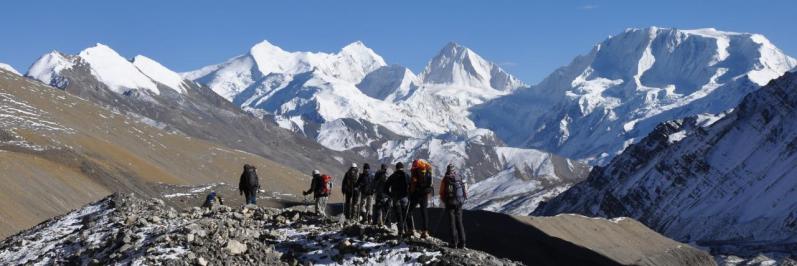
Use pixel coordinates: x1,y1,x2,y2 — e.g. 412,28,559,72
304,169,331,216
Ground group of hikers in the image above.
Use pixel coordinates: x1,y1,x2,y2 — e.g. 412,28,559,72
302,159,468,249
211,160,468,249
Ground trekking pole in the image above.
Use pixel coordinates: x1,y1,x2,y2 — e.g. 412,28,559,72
402,199,412,235
303,194,309,213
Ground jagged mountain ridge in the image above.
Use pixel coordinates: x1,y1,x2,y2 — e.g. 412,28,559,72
24,44,362,176
473,27,797,164
534,72,797,258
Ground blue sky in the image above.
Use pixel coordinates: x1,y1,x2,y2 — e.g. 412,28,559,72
1,0,795,83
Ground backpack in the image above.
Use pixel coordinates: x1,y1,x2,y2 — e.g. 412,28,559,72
317,175,333,196
203,193,218,208
445,175,466,206
410,162,432,195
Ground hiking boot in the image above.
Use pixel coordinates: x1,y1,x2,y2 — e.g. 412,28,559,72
448,243,457,248
420,231,429,239
457,243,466,249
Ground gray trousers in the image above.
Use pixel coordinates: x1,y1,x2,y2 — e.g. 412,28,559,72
315,196,328,216
358,194,374,222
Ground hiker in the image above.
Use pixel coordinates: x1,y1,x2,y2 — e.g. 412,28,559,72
355,163,375,223
439,164,467,249
239,164,260,205
407,159,433,238
385,162,411,239
371,163,391,226
303,170,331,216
202,191,224,208
342,163,360,220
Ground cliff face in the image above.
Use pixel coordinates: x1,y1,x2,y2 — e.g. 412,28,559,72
535,72,797,257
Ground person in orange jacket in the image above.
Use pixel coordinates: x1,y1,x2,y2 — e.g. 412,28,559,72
408,159,433,238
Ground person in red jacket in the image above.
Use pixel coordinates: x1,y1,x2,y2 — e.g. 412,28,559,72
439,164,467,249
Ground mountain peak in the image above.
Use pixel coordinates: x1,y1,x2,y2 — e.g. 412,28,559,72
250,40,287,56
79,43,124,59
442,41,464,50
0,63,21,76
71,43,162,94
420,42,524,91
341,40,367,51
339,41,386,67
27,50,76,87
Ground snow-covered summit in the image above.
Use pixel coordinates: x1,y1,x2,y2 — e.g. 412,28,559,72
27,51,76,88
184,40,387,102
0,63,20,76
474,27,797,164
77,44,160,94
27,44,190,95
419,42,525,92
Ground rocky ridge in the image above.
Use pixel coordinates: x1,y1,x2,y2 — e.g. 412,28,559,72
0,194,520,265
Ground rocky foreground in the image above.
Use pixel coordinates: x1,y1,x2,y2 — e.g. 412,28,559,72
0,194,520,265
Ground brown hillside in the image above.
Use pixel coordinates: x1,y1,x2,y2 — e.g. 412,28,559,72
0,69,323,238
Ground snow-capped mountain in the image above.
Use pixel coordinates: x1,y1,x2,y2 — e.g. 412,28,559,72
0,63,20,76
185,41,584,212
24,44,361,176
184,40,387,102
473,27,797,164
28,44,186,95
534,72,797,258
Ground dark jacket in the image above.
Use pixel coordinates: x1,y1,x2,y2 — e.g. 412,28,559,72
239,164,260,193
355,170,375,196
410,168,433,198
306,174,326,198
372,169,389,199
342,167,359,195
385,169,410,200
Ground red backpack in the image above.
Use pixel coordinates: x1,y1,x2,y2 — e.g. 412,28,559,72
318,175,333,196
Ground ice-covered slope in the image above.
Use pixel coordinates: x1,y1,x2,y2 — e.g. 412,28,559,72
356,65,419,102
0,63,20,76
132,55,188,93
473,27,797,164
534,72,797,258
